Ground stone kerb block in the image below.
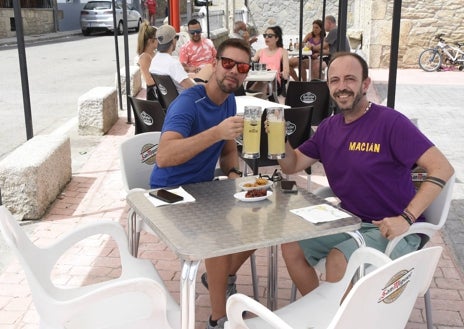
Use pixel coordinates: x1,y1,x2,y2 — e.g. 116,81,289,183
0,135,71,220
78,86,118,136
116,66,141,108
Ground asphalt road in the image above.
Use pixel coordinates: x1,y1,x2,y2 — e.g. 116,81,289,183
0,31,139,161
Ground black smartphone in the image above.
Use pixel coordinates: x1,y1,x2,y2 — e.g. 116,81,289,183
280,180,298,193
149,189,184,203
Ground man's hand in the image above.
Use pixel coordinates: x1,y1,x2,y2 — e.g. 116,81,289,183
372,216,410,240
216,115,244,140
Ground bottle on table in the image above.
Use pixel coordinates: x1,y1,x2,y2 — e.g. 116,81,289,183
294,37,299,50
288,39,293,51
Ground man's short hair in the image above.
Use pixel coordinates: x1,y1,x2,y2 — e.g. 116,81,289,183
187,18,201,27
325,15,336,24
328,52,369,80
216,38,252,61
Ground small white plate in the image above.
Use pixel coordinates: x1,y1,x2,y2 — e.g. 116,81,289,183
238,180,273,191
234,191,273,202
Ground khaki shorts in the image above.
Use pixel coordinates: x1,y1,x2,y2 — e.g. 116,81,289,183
298,223,421,266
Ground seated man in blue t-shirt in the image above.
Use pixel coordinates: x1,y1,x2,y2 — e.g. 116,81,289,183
150,38,253,329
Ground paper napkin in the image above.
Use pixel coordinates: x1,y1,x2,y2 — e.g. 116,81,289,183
290,204,351,223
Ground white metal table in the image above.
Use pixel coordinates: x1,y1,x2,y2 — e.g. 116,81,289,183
244,70,279,101
126,178,363,329
235,95,290,115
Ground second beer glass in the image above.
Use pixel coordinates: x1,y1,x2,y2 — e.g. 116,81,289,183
242,106,262,159
266,107,286,159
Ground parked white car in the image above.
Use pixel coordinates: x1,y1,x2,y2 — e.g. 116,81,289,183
80,0,142,36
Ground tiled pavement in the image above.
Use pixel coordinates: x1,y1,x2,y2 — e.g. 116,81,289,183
1,70,464,329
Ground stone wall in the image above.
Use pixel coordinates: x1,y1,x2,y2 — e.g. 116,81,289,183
0,8,55,38
245,0,464,68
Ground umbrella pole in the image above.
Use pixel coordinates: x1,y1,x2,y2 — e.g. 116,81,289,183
387,0,402,108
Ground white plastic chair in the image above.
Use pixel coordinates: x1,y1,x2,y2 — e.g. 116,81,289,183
0,205,180,329
225,246,443,329
290,172,456,328
119,131,161,256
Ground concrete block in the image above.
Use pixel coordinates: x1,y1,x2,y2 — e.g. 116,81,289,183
0,135,71,220
78,86,118,136
116,65,142,99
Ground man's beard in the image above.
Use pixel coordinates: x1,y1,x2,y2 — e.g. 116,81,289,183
217,74,240,94
333,87,363,113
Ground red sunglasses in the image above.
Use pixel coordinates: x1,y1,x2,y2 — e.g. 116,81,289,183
219,56,251,74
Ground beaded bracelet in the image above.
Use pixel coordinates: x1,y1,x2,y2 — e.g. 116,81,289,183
424,176,446,189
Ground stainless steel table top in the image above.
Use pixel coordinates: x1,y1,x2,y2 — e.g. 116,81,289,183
126,178,361,261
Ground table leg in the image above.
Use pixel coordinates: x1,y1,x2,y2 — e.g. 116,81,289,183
180,260,201,329
267,245,278,310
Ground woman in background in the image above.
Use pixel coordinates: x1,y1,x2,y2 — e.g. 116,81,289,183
136,21,158,100
249,25,289,98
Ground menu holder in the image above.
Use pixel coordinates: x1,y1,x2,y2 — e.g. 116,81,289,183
290,204,351,223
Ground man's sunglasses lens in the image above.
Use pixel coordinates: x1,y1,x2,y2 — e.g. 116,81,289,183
221,57,251,73
189,29,202,35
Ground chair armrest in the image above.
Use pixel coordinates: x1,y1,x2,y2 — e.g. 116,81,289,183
226,293,293,329
44,221,131,269
384,222,437,256
342,247,391,285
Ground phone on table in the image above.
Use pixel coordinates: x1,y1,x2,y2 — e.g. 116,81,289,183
149,189,184,203
280,180,298,193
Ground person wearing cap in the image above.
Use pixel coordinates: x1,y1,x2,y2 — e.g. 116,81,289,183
179,19,216,79
150,38,254,329
149,24,211,93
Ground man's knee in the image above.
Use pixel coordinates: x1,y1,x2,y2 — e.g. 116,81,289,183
281,241,304,262
325,248,347,282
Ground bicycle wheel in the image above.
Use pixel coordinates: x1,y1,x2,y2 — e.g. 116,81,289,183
418,48,442,72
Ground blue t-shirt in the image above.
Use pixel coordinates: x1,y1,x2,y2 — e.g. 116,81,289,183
150,85,236,188
298,103,434,222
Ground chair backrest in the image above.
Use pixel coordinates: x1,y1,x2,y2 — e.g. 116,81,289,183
128,96,166,134
151,74,179,110
241,106,313,175
120,132,161,191
330,246,442,329
285,80,331,125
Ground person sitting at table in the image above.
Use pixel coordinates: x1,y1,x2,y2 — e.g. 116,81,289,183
248,25,289,99
289,19,329,81
229,20,258,56
277,52,454,297
179,19,216,82
135,21,158,100
149,24,212,93
150,38,255,329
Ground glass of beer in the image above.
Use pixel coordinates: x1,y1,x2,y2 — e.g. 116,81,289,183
242,106,262,159
266,107,286,159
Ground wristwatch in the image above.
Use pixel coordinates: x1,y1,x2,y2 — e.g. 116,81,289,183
228,167,243,177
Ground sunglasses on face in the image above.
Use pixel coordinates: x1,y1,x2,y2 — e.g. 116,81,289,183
189,29,202,35
219,56,251,74
263,33,276,39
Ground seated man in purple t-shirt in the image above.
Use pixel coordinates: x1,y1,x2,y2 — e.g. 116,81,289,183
278,52,454,296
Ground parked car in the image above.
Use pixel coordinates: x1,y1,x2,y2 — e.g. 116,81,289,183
194,0,213,6
80,0,142,36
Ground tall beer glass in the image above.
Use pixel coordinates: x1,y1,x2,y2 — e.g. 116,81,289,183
266,107,286,159
242,106,262,159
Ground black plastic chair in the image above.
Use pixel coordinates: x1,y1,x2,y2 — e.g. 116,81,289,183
128,96,166,134
151,74,179,110
241,106,313,175
285,80,332,126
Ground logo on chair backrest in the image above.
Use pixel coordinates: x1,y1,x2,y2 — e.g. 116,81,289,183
140,143,158,165
300,92,317,104
377,268,414,304
286,121,296,136
158,83,168,96
140,111,154,126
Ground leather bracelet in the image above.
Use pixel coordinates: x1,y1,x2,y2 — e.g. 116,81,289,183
228,167,243,177
403,209,417,223
400,212,413,225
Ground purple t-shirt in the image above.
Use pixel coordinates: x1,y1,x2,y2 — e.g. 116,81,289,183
298,103,434,222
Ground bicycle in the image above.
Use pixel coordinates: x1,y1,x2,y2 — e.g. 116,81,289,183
418,33,464,72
